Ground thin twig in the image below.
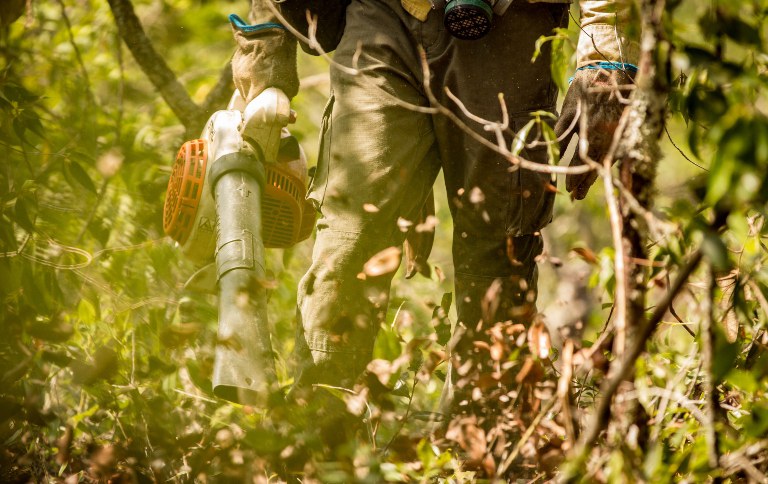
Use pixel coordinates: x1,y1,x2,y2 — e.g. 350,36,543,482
669,301,697,337
416,47,593,176
558,340,577,447
561,249,703,482
665,124,707,171
201,60,235,115
617,387,707,423
264,3,358,76
701,266,720,470
599,108,628,357
497,397,557,477
383,379,418,454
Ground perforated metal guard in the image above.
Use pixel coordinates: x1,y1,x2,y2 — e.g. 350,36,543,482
165,139,315,252
262,164,313,248
444,5,492,40
164,139,207,245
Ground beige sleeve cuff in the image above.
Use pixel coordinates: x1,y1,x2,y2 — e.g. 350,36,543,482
577,0,639,67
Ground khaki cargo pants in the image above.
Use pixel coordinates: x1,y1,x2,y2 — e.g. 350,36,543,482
292,0,568,394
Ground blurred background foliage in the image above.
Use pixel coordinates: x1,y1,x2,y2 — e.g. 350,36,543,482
0,0,767,482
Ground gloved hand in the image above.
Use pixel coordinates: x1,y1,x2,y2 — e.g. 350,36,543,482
230,14,299,103
554,67,635,200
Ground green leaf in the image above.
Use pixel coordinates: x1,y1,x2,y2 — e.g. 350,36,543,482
70,404,99,427
432,305,451,347
77,298,97,324
440,292,452,313
745,404,768,438
391,373,411,397
706,153,734,207
540,119,560,167
725,369,757,393
702,232,730,272
717,9,762,46
712,330,740,382
511,119,535,157
13,196,36,233
66,161,97,193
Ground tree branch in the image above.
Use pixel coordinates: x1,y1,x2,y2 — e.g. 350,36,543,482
107,0,204,134
201,60,234,117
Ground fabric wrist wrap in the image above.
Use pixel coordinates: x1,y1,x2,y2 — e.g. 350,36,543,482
229,14,286,34
568,61,639,85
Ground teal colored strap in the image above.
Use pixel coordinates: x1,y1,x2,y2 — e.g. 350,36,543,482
568,61,639,85
228,14,286,33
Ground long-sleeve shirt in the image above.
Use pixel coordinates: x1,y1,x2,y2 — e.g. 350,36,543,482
576,0,639,67
399,0,638,67
234,0,639,102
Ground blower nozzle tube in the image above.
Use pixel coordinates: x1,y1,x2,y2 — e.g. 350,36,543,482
211,161,278,406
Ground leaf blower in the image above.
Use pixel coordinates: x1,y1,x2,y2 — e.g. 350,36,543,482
163,88,315,405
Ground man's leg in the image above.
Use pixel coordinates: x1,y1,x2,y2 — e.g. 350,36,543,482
291,0,441,405
421,1,567,416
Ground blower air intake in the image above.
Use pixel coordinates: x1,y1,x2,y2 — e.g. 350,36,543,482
163,139,207,246
164,137,314,256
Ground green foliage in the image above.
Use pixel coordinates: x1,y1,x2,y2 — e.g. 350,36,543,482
1,0,768,482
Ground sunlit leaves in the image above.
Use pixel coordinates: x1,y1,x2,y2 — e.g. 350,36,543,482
706,114,768,208
64,159,97,193
532,27,572,94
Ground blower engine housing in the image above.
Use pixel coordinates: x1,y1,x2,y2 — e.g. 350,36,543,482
163,88,315,265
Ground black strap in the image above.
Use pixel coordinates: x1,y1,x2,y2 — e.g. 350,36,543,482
209,152,266,193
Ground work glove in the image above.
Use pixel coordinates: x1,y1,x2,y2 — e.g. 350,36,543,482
230,14,299,103
554,68,635,200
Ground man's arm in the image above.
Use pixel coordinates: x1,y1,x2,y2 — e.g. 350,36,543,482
577,0,639,67
230,0,299,103
553,0,640,200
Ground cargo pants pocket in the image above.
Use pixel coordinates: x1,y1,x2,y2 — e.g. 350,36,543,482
511,114,557,234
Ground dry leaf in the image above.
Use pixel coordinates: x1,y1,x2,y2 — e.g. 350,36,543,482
366,359,394,387
345,387,369,416
469,186,485,204
718,275,739,343
473,341,491,352
434,265,446,282
363,246,402,277
396,217,413,232
516,356,534,384
481,279,503,323
415,215,439,233
446,417,487,462
528,318,551,360
557,340,574,398
571,246,599,265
